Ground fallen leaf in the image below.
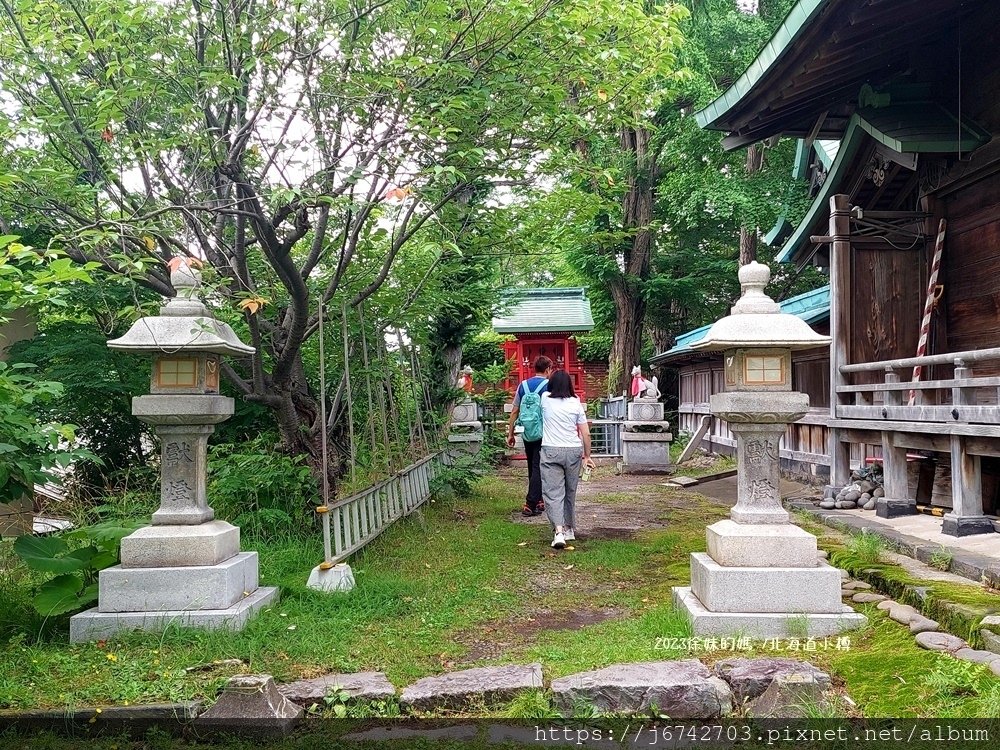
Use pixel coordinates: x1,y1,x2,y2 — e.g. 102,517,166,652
287,625,297,631
517,542,528,547
564,564,574,570
565,545,575,550
641,598,649,603
424,563,431,569
142,236,156,251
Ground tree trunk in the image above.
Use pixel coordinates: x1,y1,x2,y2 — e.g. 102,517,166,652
608,125,656,394
739,143,765,266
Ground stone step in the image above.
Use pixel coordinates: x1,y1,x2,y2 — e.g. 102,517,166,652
278,672,396,707
119,520,240,568
550,660,732,718
690,553,843,614
70,586,279,643
399,664,542,712
98,552,259,613
706,520,817,568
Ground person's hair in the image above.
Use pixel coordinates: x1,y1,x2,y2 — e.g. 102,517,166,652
547,369,576,399
534,356,552,374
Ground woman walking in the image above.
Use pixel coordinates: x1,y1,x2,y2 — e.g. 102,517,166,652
540,370,596,549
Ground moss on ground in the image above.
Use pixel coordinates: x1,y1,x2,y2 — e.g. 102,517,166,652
2,470,998,723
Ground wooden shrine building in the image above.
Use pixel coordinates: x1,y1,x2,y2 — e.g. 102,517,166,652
492,288,595,399
686,0,1000,535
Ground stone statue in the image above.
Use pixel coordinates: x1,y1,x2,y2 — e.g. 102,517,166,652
630,365,660,401
456,365,475,395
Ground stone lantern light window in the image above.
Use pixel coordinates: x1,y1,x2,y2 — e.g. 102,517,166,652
744,354,785,386
156,357,198,388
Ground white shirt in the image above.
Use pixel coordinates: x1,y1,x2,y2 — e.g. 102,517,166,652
540,393,587,448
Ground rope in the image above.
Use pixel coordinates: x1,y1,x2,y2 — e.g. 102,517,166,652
908,219,947,406
359,303,391,475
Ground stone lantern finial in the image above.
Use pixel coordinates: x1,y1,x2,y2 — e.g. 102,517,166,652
731,261,780,315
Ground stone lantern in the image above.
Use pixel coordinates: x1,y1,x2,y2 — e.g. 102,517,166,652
672,262,865,637
70,261,278,642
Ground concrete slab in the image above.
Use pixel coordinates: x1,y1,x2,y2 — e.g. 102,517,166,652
690,553,843,614
673,587,867,639
98,552,258,612
69,586,278,642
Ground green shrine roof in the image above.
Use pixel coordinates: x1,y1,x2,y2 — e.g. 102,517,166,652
651,284,830,365
492,288,595,334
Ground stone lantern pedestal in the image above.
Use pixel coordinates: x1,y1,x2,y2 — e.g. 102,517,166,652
447,397,483,461
70,264,278,642
622,399,673,473
672,262,865,638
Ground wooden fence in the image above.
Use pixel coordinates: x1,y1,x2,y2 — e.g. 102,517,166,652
325,452,444,563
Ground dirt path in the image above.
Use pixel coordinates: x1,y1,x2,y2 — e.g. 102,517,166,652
453,467,733,664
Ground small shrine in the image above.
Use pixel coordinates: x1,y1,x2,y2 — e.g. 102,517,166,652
492,288,594,398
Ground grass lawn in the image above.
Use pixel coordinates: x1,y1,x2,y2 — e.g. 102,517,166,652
2,468,1000,723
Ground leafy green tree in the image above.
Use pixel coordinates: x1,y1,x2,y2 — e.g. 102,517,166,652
0,0,688,484
0,237,97,504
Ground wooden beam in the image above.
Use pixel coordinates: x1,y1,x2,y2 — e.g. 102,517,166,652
828,194,852,487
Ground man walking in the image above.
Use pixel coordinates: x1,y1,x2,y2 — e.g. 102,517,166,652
506,356,552,516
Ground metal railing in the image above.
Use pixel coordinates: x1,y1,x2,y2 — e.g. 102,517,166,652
589,419,623,457
326,452,443,562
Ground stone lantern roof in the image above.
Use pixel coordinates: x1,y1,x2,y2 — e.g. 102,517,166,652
691,262,831,352
108,263,255,357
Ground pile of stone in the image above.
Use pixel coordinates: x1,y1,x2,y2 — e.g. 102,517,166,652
820,465,884,511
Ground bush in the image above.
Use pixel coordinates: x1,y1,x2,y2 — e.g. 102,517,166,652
462,332,511,371
208,437,318,540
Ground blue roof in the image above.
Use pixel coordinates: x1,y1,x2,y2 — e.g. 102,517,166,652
651,285,830,365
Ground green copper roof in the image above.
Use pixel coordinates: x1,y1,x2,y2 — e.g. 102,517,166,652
695,0,826,130
492,288,595,334
775,106,991,264
652,285,830,365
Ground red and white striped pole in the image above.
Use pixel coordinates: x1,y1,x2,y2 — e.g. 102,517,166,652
908,219,947,406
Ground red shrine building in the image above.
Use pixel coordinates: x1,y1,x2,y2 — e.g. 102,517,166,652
492,288,595,399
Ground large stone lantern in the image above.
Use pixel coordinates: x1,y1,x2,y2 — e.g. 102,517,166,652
70,262,278,642
672,262,865,637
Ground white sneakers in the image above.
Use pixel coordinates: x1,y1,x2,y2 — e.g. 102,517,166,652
551,532,566,549
564,528,575,542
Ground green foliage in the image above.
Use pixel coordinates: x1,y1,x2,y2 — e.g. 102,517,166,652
208,437,318,540
835,530,889,568
9,320,150,496
461,332,510,372
12,520,144,617
573,333,613,363
0,237,98,503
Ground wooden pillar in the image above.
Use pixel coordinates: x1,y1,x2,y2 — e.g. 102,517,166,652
878,367,916,517
942,434,993,536
828,194,852,487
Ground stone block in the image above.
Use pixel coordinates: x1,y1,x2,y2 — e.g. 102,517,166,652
942,514,997,537
627,401,664,422
196,674,301,738
672,587,867,639
955,648,1000,665
306,563,355,592
97,552,259,613
624,421,670,433
706,520,817,568
132,394,234,425
876,498,917,518
278,672,396,707
69,586,278,642
451,400,478,423
119,521,240,568
749,673,829,718
622,432,672,471
550,660,732,719
400,664,543,712
689,553,843,614
713,658,829,702
914,631,967,652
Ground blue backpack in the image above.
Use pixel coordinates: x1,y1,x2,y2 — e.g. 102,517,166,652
517,379,548,442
